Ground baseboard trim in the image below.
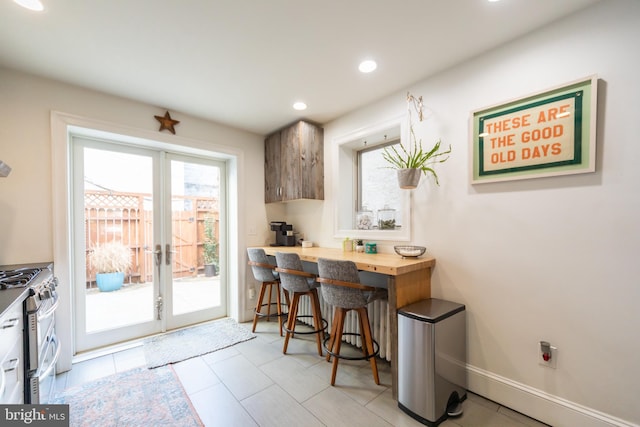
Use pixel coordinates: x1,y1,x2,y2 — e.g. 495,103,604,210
467,364,637,427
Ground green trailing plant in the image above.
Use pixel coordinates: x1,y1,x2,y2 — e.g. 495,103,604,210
90,241,131,274
382,92,451,185
203,218,219,267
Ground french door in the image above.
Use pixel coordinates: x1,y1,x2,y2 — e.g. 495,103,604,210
72,137,226,352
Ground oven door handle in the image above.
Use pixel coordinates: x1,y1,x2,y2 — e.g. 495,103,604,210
38,294,59,321
36,335,60,380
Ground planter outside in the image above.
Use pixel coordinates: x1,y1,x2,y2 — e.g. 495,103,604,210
397,168,421,189
204,264,217,277
96,272,125,292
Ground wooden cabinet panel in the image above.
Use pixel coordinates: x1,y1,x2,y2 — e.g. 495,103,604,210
264,120,324,203
298,121,323,200
280,124,301,201
264,131,282,203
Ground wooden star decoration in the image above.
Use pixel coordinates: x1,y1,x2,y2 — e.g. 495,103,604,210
154,111,180,134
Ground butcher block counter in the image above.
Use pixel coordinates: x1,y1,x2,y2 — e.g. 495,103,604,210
257,245,435,397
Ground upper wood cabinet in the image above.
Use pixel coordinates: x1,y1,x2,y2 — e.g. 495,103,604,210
264,120,324,203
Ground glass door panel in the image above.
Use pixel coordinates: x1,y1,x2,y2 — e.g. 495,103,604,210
74,140,162,352
166,156,226,328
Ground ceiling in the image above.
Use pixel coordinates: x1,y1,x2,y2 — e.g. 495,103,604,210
0,0,600,135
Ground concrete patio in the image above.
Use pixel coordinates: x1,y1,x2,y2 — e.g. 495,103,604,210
85,275,221,332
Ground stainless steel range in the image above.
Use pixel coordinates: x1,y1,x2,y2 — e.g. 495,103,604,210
0,263,60,404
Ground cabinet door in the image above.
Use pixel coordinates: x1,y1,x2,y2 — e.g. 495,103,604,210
264,120,324,203
280,124,302,201
298,121,324,200
264,131,282,203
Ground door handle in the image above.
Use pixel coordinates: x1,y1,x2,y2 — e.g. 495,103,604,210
154,244,162,267
166,244,176,265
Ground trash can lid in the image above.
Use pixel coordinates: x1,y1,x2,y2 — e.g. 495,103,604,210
398,298,465,323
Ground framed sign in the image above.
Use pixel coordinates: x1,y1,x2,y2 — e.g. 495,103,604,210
470,75,597,184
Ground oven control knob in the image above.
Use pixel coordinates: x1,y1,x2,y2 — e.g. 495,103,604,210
41,289,52,300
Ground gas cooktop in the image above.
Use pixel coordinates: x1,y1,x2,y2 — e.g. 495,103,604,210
0,267,43,290
0,263,53,290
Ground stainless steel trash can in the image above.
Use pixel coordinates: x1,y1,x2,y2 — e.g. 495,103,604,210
398,298,467,426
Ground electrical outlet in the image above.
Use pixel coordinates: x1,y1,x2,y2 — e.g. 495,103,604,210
248,287,256,300
539,342,558,369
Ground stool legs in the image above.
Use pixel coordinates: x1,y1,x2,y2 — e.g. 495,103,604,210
283,293,301,352
310,288,325,356
252,281,285,336
326,306,380,386
357,307,379,385
283,289,324,356
327,308,346,385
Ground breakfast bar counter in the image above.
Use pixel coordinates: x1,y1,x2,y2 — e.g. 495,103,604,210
259,246,435,397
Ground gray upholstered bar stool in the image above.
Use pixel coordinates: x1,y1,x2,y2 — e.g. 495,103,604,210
247,248,288,336
317,257,388,386
275,252,327,356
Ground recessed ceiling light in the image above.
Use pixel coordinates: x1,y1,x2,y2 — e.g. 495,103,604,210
13,0,44,11
358,60,377,73
293,102,307,111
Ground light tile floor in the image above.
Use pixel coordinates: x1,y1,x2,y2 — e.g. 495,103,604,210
55,320,550,427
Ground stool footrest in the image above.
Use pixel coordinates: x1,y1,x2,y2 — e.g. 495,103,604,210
254,301,288,319
323,332,380,361
282,315,327,335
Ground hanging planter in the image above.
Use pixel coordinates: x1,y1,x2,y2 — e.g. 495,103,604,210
397,168,422,189
382,92,451,189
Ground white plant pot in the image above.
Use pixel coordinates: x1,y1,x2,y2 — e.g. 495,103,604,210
397,168,421,189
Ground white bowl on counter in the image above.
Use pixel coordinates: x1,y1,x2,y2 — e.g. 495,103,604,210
394,245,426,258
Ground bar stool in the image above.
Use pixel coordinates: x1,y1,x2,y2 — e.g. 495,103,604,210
247,248,288,336
317,257,388,386
275,252,327,356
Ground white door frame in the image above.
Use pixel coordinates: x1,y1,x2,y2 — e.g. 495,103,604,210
51,111,245,371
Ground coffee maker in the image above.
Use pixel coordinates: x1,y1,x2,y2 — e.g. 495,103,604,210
270,221,296,246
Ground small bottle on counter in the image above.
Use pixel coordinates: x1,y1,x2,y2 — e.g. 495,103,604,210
343,237,353,252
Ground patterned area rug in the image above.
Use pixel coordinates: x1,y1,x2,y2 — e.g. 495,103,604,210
51,366,203,427
143,317,256,368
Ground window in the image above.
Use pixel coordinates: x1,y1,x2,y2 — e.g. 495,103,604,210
357,140,403,230
334,116,410,241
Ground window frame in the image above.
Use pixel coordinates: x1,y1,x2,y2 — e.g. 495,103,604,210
333,116,411,241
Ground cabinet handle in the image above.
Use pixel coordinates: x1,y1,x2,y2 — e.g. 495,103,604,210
1,318,19,329
3,358,19,372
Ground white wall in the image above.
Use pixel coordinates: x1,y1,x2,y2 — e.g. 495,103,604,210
0,67,267,368
289,1,640,426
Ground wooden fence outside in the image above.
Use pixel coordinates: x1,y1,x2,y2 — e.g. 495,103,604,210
85,190,219,287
